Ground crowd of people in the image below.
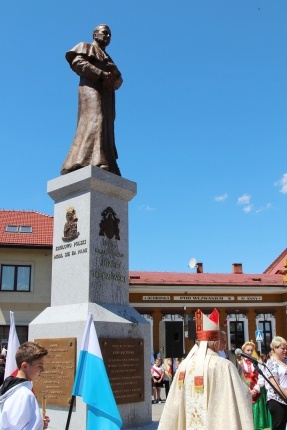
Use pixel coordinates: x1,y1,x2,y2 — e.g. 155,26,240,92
238,337,287,430
151,357,180,403
156,309,287,430
1,315,287,429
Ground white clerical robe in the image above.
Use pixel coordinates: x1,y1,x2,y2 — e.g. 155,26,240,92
158,345,254,430
0,381,43,430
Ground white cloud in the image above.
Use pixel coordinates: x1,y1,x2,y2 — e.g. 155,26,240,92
275,173,287,194
237,194,251,205
139,204,156,212
255,203,273,213
214,193,228,202
243,204,253,213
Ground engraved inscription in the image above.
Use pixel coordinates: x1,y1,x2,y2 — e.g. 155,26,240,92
95,239,124,258
99,338,144,405
93,239,125,282
92,271,126,283
33,338,76,408
53,239,87,259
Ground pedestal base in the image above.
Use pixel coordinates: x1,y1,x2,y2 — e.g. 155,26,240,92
29,303,152,429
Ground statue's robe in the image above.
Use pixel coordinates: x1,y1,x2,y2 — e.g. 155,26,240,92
61,42,123,176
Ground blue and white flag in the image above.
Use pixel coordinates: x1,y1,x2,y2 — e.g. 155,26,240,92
72,313,123,430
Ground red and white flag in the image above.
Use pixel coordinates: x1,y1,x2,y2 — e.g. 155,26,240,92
4,311,20,379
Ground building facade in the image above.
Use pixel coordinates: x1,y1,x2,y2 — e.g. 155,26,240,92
129,259,287,357
0,210,53,350
0,210,286,357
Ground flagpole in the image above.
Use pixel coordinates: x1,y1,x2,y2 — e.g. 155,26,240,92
65,395,76,430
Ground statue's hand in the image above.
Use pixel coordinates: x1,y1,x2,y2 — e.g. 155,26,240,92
101,71,116,88
106,62,120,76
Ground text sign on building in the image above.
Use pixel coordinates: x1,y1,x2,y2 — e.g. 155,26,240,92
173,296,235,301
99,338,144,405
33,338,76,408
237,296,262,301
143,296,170,301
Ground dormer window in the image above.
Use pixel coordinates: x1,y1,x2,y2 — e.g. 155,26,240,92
19,226,32,233
5,226,18,232
5,225,32,233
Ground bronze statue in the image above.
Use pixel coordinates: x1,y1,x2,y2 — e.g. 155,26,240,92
61,24,123,176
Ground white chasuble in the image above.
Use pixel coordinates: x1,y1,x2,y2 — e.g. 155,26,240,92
158,346,254,430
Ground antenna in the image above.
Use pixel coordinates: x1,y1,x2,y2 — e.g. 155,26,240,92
188,258,197,269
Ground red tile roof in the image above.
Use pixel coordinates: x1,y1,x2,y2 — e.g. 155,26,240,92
129,271,284,287
263,248,287,275
0,210,53,247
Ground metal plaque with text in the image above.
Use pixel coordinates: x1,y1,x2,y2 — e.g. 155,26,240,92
99,338,144,404
33,338,76,408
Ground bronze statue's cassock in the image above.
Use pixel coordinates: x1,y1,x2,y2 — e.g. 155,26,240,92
61,40,123,176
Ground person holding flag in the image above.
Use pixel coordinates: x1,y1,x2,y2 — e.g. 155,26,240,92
66,312,123,430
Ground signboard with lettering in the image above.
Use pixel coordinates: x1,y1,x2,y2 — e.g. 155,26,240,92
143,296,170,301
99,338,144,405
33,338,76,408
173,296,234,301
237,296,262,301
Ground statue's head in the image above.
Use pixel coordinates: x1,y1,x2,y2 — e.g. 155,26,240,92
93,24,111,47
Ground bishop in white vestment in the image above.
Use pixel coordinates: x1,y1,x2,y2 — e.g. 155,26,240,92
158,309,254,430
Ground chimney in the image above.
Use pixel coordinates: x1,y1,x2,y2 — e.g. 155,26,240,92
232,263,242,274
197,263,203,273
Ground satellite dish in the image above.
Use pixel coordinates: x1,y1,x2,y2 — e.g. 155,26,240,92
188,258,197,269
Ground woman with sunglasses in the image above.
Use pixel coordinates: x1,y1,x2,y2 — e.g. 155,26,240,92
266,336,287,429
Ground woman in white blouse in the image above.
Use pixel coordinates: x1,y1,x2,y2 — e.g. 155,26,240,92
266,336,287,430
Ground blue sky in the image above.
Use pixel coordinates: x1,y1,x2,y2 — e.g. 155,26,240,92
1,0,286,274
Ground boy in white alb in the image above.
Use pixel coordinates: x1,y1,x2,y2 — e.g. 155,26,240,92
0,341,50,430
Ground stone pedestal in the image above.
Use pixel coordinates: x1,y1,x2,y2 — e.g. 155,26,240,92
29,166,152,429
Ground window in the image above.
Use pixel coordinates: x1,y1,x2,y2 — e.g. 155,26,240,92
229,321,245,351
5,225,18,232
256,314,275,354
258,321,272,353
5,225,32,233
0,325,28,349
0,265,31,291
226,314,249,351
19,226,32,233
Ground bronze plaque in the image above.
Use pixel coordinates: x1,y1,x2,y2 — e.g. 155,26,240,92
33,338,76,408
99,338,144,404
